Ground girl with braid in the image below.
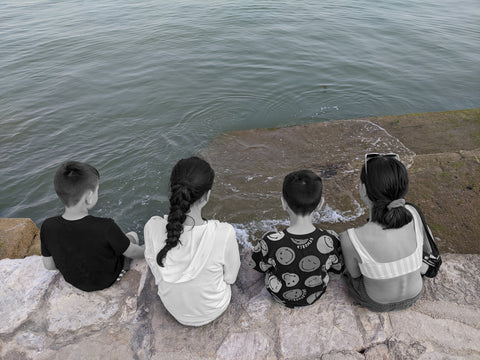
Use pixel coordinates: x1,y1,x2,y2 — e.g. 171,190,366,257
340,153,432,312
144,156,240,326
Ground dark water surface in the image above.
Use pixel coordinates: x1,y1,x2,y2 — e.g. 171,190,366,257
1,0,479,238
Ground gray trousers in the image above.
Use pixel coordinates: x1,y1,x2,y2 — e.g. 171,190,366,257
343,272,423,312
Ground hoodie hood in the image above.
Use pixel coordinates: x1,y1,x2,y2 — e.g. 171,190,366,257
159,219,219,283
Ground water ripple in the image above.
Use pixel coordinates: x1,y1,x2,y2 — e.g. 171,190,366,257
1,0,478,228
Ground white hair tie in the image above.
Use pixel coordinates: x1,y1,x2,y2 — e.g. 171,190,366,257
387,198,405,210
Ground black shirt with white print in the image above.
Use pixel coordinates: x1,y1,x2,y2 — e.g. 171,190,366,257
250,227,343,308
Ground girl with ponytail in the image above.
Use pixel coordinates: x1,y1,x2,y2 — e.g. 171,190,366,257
144,157,240,326
340,154,431,312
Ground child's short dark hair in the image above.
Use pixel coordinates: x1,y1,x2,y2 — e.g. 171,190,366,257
54,161,100,207
282,170,323,216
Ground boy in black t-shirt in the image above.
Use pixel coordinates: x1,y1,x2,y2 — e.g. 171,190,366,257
249,170,343,308
41,161,144,292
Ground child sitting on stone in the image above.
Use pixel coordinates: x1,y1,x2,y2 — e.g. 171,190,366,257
249,170,343,308
40,160,144,291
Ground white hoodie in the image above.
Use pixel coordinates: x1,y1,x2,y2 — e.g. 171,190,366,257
144,216,240,326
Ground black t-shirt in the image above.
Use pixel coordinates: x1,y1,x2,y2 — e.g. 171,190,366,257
250,227,343,308
41,215,130,291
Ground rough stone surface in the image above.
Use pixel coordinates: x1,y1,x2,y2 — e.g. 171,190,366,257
1,254,479,360
0,218,41,260
0,256,57,334
201,108,480,254
1,109,479,359
200,117,416,242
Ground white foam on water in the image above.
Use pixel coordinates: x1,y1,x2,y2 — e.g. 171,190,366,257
232,201,365,248
315,202,365,223
233,218,290,248
233,225,254,249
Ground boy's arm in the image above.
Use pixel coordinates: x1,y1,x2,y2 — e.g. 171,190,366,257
40,222,57,270
123,232,145,259
326,231,345,274
249,236,273,273
106,222,145,259
123,243,145,259
42,256,57,270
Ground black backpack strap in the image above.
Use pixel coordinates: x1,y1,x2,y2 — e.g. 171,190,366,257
406,202,440,257
406,202,442,278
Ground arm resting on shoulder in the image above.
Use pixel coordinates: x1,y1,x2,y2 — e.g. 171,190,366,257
42,256,57,270
123,243,145,259
339,231,362,278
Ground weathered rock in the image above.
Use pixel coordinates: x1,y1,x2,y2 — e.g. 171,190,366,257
277,279,364,358
405,151,480,254
216,332,274,360
200,118,416,241
364,344,389,360
201,108,480,254
368,109,480,154
1,109,479,359
322,352,364,360
33,329,136,360
1,254,479,360
0,256,57,334
0,218,41,260
0,258,148,360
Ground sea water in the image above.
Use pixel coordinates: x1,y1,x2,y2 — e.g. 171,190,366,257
1,0,479,239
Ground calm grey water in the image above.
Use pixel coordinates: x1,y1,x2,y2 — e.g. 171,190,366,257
1,0,479,234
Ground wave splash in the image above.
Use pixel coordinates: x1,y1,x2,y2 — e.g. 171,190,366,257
232,201,365,249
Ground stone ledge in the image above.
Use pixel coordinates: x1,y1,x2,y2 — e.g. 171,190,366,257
0,218,41,260
1,253,479,360
200,108,480,254
1,109,479,359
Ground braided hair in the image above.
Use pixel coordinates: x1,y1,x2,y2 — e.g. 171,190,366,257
360,156,412,229
156,157,215,267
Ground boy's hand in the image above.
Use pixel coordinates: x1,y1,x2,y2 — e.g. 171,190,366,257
126,231,140,245
42,256,57,270
123,232,144,259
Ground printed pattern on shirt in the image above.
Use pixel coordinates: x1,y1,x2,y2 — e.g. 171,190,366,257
250,228,343,307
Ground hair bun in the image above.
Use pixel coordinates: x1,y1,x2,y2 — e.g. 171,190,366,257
387,198,405,210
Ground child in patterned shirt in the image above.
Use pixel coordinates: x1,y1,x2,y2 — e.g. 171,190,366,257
249,170,343,308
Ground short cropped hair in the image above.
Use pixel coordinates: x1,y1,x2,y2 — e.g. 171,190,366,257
54,161,100,207
282,170,323,216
